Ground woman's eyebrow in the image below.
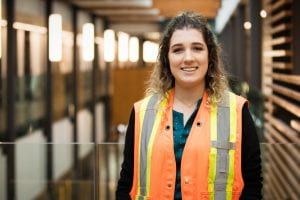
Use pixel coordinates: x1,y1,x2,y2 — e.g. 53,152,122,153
192,42,205,46
170,42,206,49
170,43,183,49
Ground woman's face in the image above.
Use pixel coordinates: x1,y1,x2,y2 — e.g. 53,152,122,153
168,28,208,89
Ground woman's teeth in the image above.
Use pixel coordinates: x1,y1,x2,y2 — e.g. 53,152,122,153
180,67,199,72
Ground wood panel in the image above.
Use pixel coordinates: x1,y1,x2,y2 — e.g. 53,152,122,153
291,120,300,132
264,49,292,57
267,83,300,101
111,66,152,126
271,36,292,45
265,123,299,160
265,113,300,143
268,95,300,117
262,0,300,199
152,0,221,18
271,73,300,85
272,62,293,69
263,136,299,199
271,10,292,23
270,23,291,34
271,0,292,11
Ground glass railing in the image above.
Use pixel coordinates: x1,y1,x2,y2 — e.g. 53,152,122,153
0,143,123,200
0,143,299,199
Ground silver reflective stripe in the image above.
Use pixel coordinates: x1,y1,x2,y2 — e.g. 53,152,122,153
211,141,235,150
139,95,158,197
138,195,144,200
212,92,235,199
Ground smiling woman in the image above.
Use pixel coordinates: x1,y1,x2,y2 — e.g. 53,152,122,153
116,11,262,200
168,28,209,123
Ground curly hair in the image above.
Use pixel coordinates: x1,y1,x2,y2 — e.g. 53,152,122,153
145,11,228,104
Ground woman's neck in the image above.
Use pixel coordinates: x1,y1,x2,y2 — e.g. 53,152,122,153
173,84,205,125
174,84,205,106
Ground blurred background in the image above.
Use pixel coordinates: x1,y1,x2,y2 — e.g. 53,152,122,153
0,0,299,199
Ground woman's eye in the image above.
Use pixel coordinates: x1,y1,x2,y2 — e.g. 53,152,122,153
172,48,183,53
194,47,203,51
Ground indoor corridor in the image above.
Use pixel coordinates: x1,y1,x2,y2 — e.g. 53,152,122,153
0,0,299,199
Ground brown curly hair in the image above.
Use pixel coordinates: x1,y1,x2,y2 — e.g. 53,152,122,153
145,11,228,104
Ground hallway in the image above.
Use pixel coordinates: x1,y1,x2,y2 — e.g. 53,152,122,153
0,0,299,199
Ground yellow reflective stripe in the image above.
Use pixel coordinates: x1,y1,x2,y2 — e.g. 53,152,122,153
226,149,235,200
139,96,151,132
145,98,168,197
208,148,217,200
229,92,237,143
209,104,218,199
226,93,237,200
210,104,218,141
136,96,151,199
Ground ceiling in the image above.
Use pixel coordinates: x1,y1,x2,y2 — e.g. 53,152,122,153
67,0,221,23
64,0,221,37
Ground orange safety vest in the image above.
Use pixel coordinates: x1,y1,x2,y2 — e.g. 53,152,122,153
130,89,247,200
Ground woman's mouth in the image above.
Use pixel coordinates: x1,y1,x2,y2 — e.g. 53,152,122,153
180,66,199,72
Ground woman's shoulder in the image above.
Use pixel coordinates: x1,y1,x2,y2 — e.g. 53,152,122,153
134,92,165,112
134,95,154,106
216,90,248,107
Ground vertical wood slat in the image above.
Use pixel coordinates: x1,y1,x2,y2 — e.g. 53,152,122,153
6,0,17,199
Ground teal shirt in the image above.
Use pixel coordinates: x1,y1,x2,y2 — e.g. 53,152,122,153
173,99,202,200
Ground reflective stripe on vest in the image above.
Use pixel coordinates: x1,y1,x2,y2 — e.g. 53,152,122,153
136,94,169,199
208,92,237,200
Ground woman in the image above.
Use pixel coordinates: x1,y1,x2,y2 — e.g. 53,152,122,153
116,11,262,200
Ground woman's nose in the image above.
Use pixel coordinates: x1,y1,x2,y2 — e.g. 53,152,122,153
183,50,194,63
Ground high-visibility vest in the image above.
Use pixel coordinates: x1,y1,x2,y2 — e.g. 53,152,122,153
130,89,247,200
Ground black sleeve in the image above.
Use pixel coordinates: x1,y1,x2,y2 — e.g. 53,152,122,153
116,108,135,200
240,105,263,200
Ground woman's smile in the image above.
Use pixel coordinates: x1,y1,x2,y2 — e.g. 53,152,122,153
180,66,199,72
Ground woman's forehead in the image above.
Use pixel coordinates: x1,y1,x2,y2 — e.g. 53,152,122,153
169,28,205,45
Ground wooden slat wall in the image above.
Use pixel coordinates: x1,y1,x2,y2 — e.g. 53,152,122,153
262,0,300,199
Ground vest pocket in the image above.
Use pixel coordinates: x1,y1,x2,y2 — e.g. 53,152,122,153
200,193,209,200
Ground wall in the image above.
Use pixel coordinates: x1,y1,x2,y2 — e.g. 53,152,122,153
262,0,300,198
111,66,152,126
